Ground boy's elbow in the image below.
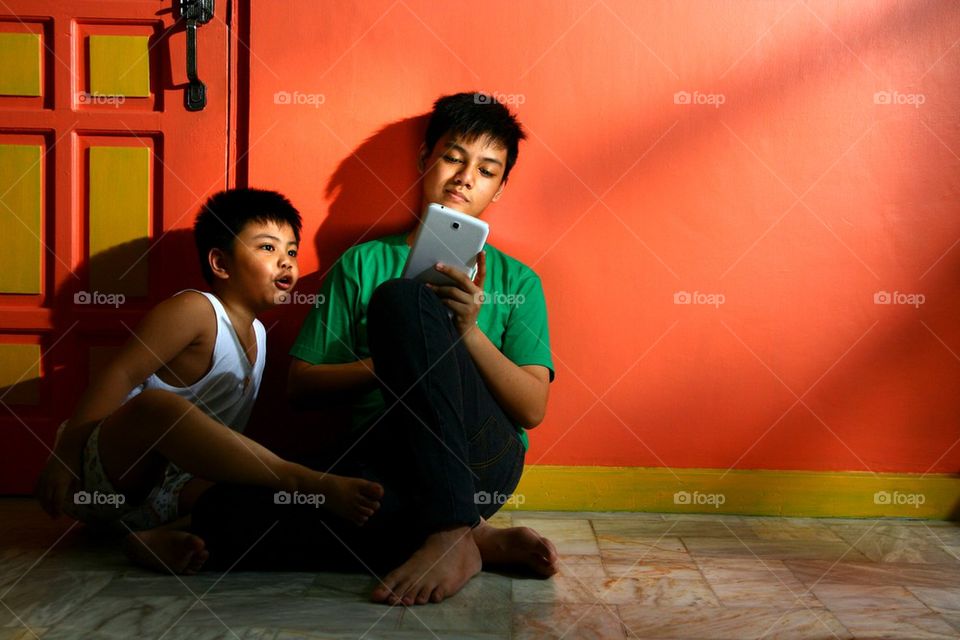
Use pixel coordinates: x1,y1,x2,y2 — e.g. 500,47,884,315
521,406,546,429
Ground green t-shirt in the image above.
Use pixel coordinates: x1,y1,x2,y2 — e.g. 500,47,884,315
290,233,555,449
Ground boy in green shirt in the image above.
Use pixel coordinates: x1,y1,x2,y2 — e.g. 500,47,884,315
193,93,558,605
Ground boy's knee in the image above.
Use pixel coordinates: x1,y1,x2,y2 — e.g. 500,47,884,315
368,278,425,331
369,278,420,314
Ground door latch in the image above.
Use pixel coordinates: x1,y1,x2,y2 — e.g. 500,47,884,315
179,0,214,111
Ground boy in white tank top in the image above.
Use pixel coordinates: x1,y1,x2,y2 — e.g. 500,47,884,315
36,188,384,574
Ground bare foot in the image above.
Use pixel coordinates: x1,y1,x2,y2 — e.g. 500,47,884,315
298,472,384,526
473,522,559,577
370,526,482,606
123,529,209,575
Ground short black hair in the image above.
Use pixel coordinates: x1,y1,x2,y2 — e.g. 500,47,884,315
424,92,526,181
194,188,302,284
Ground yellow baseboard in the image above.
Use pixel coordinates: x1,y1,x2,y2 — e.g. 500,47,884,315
504,466,960,519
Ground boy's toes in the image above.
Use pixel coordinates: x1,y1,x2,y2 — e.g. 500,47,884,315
361,481,384,500
371,583,394,603
415,585,431,605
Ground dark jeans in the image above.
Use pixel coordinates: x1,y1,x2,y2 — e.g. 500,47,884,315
191,278,526,572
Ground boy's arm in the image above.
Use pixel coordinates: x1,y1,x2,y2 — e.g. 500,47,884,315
56,293,209,455
462,333,550,428
38,292,208,516
427,256,551,429
287,357,380,409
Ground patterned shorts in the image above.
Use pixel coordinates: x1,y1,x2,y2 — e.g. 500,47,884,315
61,421,194,532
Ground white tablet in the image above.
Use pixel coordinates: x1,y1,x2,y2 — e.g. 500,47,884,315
401,203,489,286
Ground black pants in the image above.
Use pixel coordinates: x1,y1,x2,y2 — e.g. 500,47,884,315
191,278,526,572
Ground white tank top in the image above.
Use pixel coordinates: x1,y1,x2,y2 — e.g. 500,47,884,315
125,290,266,433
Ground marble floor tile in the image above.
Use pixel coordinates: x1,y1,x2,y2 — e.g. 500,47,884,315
513,602,626,639
907,586,960,613
517,511,665,522
697,558,822,609
510,517,599,555
8,501,960,639
42,626,278,640
306,571,381,599
593,516,758,540
618,603,852,640
828,609,958,639
0,570,114,628
683,537,869,562
827,523,960,564
810,584,930,611
39,595,200,637
174,596,404,633
602,559,703,581
514,574,720,607
96,571,317,599
596,534,692,563
553,554,607,578
396,574,511,635
786,560,960,588
746,518,846,542
0,630,49,640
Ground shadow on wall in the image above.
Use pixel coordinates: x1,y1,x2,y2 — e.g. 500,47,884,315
3,231,202,494
245,114,434,458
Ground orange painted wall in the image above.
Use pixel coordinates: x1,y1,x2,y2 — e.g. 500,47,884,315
241,1,960,473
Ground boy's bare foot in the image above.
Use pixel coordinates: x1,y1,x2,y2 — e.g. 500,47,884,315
472,522,559,576
370,526,481,606
302,474,384,526
123,529,209,575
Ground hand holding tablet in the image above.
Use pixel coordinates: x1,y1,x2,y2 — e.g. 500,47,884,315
401,203,489,286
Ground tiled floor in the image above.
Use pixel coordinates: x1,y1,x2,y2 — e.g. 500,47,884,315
2,498,960,639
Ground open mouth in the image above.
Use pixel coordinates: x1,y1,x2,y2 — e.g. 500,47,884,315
275,276,293,290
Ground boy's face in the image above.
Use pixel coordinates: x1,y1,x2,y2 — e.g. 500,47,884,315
219,219,299,309
419,132,508,218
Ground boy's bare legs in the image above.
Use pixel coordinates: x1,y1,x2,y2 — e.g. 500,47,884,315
99,388,383,526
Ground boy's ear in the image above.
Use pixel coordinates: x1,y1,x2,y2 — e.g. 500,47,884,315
417,143,429,173
491,179,507,203
208,248,231,281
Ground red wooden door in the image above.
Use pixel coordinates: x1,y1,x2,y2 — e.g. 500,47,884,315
0,1,233,493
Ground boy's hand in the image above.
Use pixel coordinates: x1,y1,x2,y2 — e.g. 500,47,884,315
425,251,486,337
36,422,82,518
36,450,80,519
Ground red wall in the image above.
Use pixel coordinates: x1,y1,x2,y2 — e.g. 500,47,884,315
242,1,960,473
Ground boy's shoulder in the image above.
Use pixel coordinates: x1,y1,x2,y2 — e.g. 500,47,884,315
336,233,407,268
147,289,217,332
484,242,542,283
